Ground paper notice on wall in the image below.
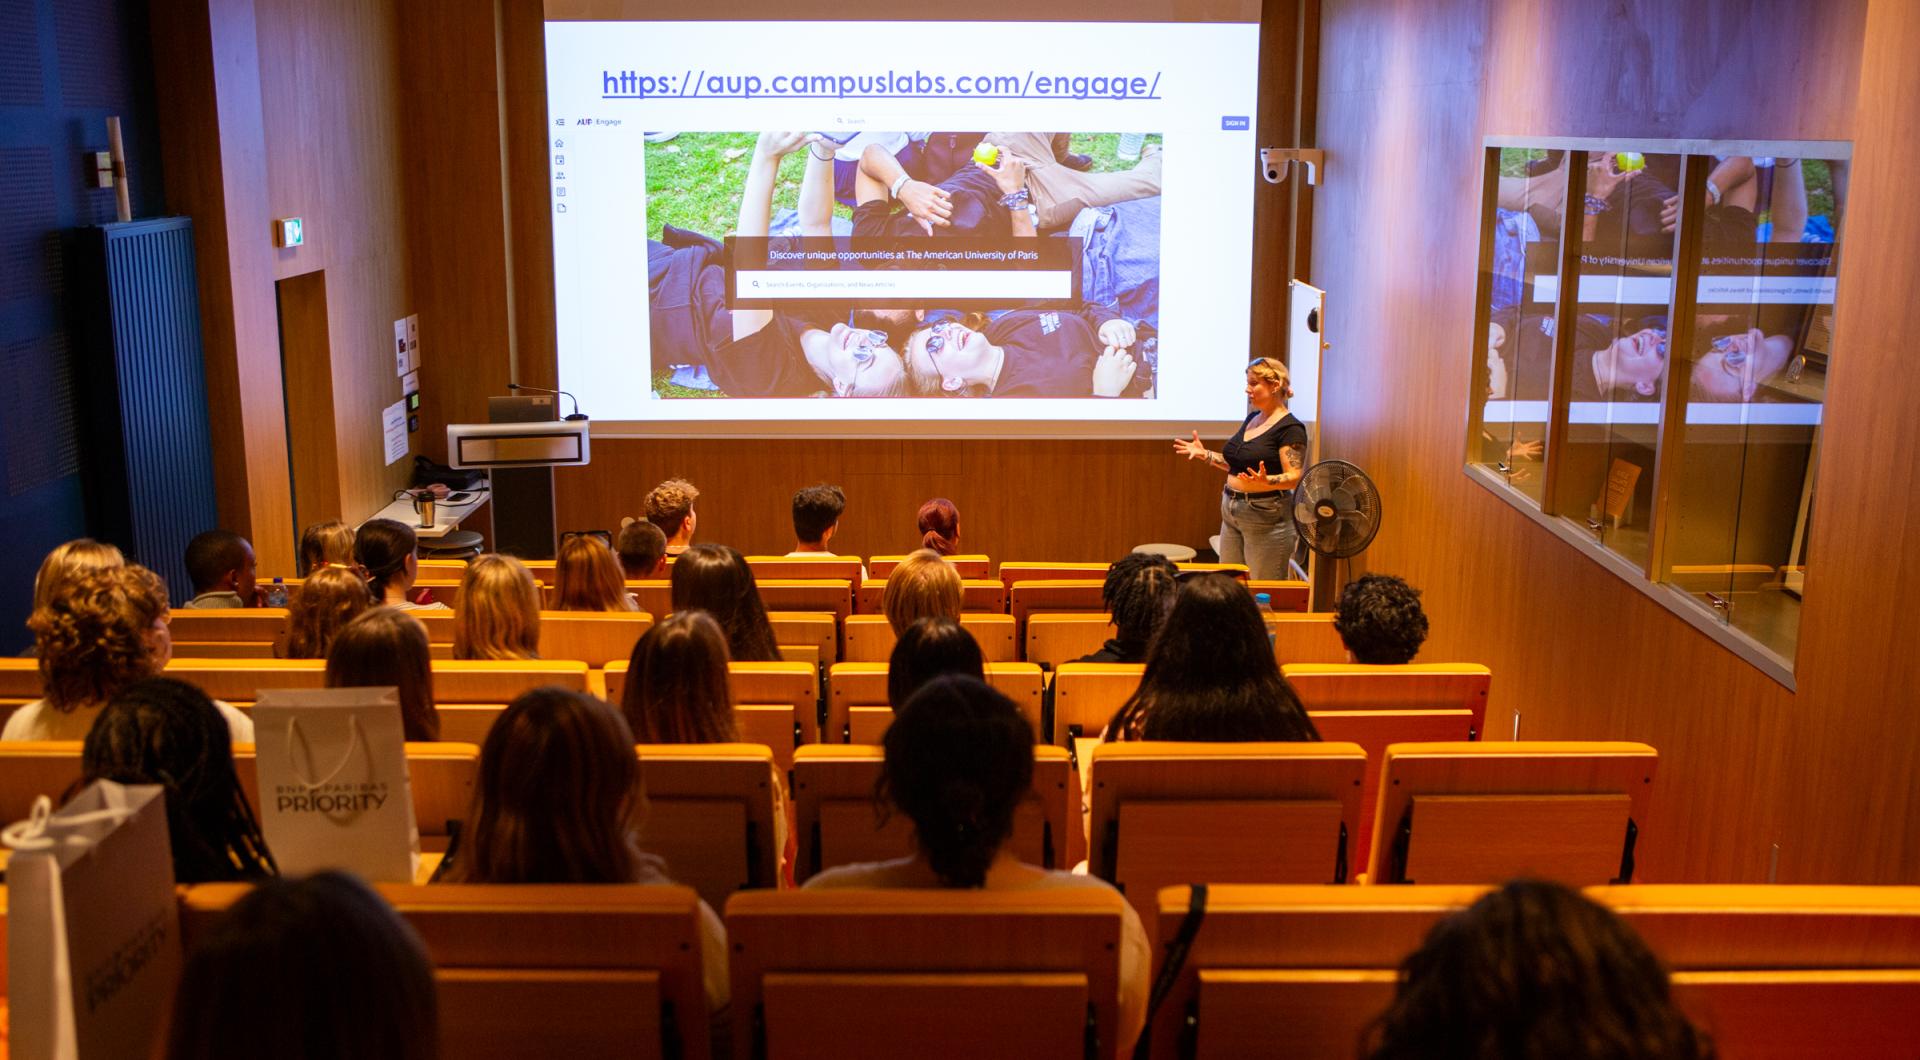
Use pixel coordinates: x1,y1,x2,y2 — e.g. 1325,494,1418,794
393,318,409,376
406,314,420,370
383,400,408,465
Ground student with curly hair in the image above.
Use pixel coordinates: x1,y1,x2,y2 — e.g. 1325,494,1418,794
8,565,254,742
30,537,124,611
880,548,963,635
452,554,542,660
1365,879,1713,1059
806,675,1149,1050
326,608,442,742
1334,573,1430,664
281,565,374,659
82,677,276,881
644,478,700,557
669,544,780,662
1074,552,1179,664
1103,573,1318,743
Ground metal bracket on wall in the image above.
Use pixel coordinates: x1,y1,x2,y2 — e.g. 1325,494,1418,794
1260,147,1325,185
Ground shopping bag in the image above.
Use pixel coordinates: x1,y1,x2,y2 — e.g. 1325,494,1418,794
253,687,419,882
3,781,182,1060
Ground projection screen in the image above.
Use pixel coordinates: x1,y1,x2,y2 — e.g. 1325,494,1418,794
543,2,1266,436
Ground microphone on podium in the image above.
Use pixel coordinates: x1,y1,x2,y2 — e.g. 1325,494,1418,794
507,382,588,421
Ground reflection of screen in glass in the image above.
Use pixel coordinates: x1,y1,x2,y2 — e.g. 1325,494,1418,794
541,12,1262,434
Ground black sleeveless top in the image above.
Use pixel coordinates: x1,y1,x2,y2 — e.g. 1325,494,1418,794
1221,411,1308,478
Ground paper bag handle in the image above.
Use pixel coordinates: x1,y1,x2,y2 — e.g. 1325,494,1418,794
286,715,364,790
1,795,136,851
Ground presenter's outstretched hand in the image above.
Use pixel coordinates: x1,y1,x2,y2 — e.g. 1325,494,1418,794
1173,431,1209,461
1098,319,1136,349
1093,347,1137,397
1230,461,1270,492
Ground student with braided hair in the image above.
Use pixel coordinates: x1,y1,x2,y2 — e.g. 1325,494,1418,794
81,677,276,881
1074,551,1179,664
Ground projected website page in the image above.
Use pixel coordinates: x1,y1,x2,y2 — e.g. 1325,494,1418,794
544,20,1261,434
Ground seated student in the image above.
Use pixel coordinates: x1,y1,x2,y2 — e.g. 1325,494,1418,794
1074,552,1179,664
280,565,374,659
645,479,701,558
553,534,639,612
7,565,254,743
881,548,963,635
806,675,1149,1050
446,688,729,1010
31,538,124,612
916,498,962,557
81,677,277,881
182,529,260,608
1103,573,1319,743
355,518,449,612
299,520,356,576
452,554,542,661
887,616,984,707
326,607,441,742
789,483,855,558
621,610,737,744
670,543,781,662
616,518,669,580
1334,573,1430,665
166,871,437,1060
1364,879,1711,1060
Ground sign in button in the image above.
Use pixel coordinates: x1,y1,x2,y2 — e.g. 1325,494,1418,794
1221,115,1250,131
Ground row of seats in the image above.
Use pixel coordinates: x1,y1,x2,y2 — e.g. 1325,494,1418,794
0,739,1655,921
164,606,1345,669
412,556,1260,590
160,880,1920,1058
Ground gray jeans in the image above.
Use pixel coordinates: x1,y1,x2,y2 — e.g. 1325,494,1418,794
1218,488,1297,581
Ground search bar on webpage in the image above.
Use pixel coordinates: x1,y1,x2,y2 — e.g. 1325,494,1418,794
734,269,1073,300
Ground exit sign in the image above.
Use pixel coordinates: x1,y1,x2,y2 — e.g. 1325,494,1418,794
273,217,305,248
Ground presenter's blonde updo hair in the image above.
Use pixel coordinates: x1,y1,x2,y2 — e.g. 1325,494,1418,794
1247,357,1292,400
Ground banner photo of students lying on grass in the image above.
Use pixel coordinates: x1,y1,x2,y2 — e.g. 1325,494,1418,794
644,131,1163,400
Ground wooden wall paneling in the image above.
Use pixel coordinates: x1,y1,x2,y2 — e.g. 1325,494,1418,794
254,0,417,525
1252,0,1304,359
149,0,297,574
399,0,516,467
501,0,557,391
1775,0,1920,885
1310,0,1871,882
274,271,342,531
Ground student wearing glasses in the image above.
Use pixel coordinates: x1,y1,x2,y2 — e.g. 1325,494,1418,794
701,131,908,398
901,306,1141,398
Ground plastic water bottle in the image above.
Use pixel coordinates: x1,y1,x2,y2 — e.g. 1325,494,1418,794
1116,132,1146,162
1255,592,1272,612
265,577,288,608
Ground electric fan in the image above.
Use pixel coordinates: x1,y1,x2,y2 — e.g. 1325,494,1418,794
1293,459,1382,558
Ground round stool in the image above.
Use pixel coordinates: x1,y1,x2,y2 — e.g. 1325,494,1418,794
419,530,484,561
1133,542,1198,563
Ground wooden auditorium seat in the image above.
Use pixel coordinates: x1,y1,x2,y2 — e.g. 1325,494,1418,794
602,660,819,772
182,882,713,1059
768,612,839,667
869,554,991,579
1024,612,1347,669
233,741,479,849
1087,741,1367,937
1281,662,1493,872
1368,741,1659,885
1050,663,1144,745
726,887,1133,1060
840,613,1018,663
1148,883,1920,1060
1008,580,1109,634
423,660,595,743
0,740,90,824
634,743,782,912
415,557,473,581
854,578,1008,615
627,580,854,639
161,657,328,702
826,662,1044,743
535,610,654,666
790,744,1074,883
747,555,867,584
165,608,291,656
999,561,1110,588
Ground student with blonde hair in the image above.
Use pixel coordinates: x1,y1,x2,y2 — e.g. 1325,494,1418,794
281,565,374,659
880,548,963,635
452,554,541,660
299,521,357,575
553,534,638,612
31,537,124,611
8,565,253,742
326,607,442,742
